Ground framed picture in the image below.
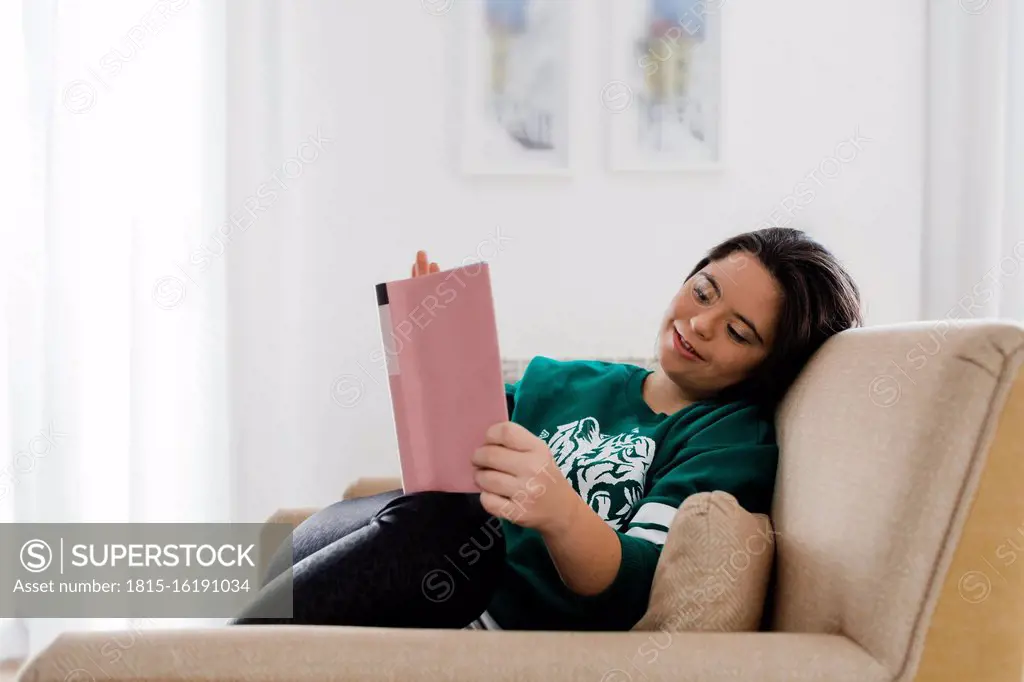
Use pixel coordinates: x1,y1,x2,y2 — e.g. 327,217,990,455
458,0,572,175
607,0,723,171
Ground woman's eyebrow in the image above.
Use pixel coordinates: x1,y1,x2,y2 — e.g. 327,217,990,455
704,272,765,345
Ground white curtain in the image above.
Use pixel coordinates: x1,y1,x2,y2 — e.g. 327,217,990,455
2,0,232,660
923,0,1024,320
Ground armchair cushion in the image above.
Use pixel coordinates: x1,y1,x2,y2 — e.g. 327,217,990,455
16,627,887,682
633,491,774,632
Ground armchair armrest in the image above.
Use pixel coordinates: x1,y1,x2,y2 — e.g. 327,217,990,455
342,476,402,500
264,507,321,528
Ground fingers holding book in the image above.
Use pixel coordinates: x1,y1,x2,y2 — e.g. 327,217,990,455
472,421,580,535
411,250,440,278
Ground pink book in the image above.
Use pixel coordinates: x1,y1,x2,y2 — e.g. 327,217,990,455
375,262,508,494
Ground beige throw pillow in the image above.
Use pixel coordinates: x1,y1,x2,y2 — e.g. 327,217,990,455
633,491,776,632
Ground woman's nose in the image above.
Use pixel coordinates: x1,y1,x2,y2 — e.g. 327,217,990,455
690,314,713,340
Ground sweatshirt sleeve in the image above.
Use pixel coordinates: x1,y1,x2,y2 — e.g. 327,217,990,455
570,408,779,629
505,381,518,419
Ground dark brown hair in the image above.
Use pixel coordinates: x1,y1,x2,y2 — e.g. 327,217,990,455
687,227,863,411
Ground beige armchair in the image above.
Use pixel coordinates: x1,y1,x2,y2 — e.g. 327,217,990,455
14,321,1024,682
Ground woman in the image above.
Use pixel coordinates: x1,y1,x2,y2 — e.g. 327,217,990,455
233,227,862,631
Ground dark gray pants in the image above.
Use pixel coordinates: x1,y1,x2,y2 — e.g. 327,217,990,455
231,490,507,628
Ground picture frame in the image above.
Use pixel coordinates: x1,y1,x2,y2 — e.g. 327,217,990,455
606,0,724,171
458,0,572,175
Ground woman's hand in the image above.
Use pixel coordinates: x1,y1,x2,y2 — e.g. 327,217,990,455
411,250,440,278
474,421,623,597
471,422,584,536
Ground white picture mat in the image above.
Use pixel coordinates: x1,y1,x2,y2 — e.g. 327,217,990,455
458,0,572,175
607,0,724,172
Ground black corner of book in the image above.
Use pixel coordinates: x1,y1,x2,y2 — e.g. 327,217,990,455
375,282,389,306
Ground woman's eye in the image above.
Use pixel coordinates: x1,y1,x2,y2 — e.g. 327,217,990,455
692,281,715,304
728,326,750,344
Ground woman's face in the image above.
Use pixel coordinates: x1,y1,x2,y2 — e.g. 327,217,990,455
657,251,782,399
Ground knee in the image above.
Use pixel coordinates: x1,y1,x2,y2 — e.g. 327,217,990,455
377,491,483,524
375,492,501,545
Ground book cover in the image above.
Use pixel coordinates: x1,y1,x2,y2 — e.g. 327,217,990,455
375,262,508,494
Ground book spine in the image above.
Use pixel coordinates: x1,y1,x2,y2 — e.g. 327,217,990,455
376,283,424,492
376,283,400,377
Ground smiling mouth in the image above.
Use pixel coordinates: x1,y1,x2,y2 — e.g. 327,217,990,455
673,327,705,361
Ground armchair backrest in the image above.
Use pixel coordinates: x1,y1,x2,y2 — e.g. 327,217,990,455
770,320,1024,681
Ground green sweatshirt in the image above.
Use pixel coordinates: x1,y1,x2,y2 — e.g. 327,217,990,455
485,356,778,631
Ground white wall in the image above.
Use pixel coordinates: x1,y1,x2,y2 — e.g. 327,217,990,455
225,0,925,522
